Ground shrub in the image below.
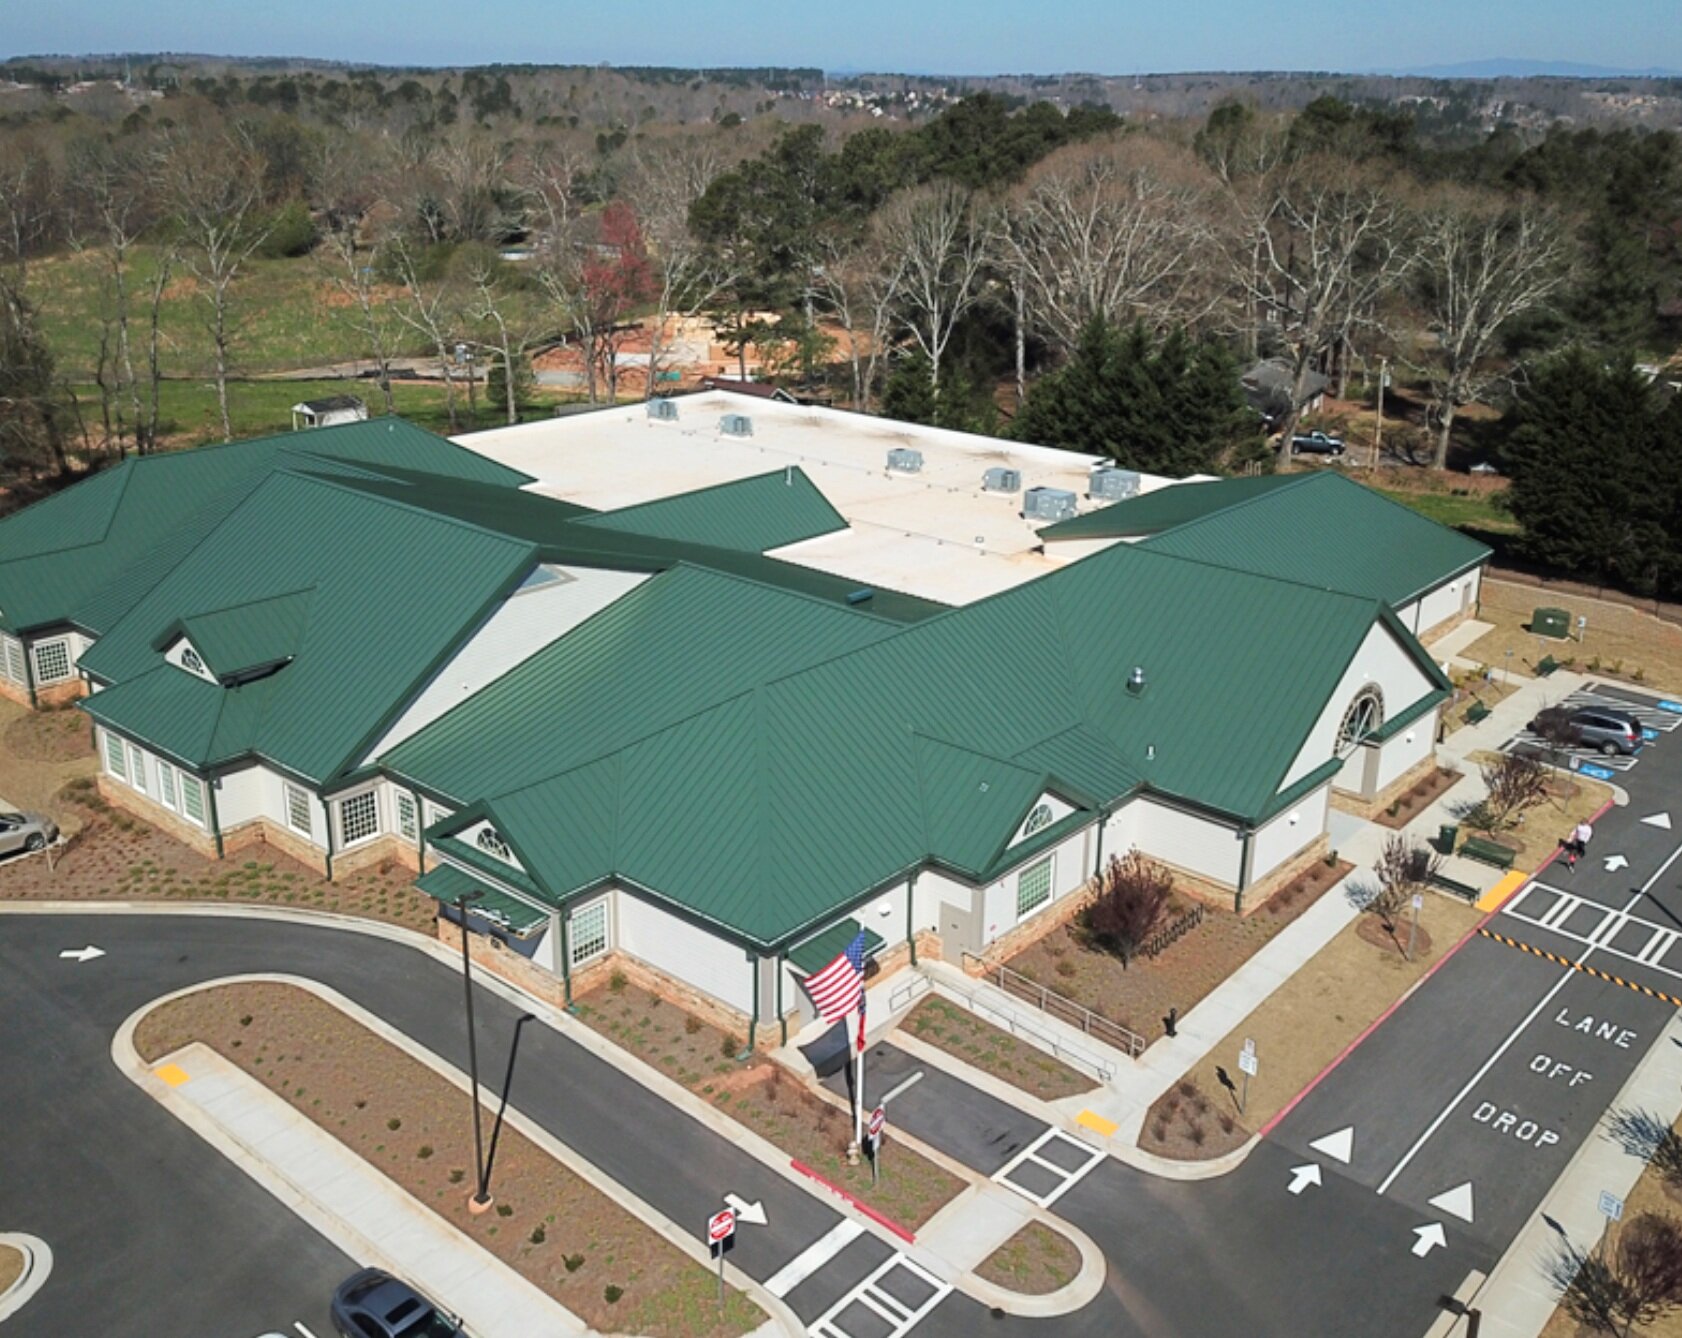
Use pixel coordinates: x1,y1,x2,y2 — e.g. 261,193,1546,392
608,969,628,994
721,1033,741,1058
1189,1124,1207,1146
529,1225,546,1244
417,1145,433,1159
563,1253,585,1273
684,1014,703,1035
1218,1113,1235,1134
239,1015,253,1027
496,1203,513,1218
1477,752,1548,833
449,1168,465,1184
1177,1079,1197,1099
387,1117,402,1131
1086,849,1173,966
604,1284,624,1305
1055,958,1077,978
256,199,317,258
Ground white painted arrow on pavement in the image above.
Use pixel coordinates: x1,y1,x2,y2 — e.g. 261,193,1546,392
1426,1182,1475,1223
1641,812,1672,830
1603,854,1630,872
59,945,105,963
1308,1126,1354,1164
1287,1164,1322,1196
1411,1223,1447,1257
723,1194,767,1227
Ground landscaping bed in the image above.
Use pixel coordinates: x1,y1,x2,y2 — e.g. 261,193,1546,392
0,778,438,934
1143,892,1485,1160
3,705,93,765
0,697,98,835
0,1243,22,1294
899,996,1096,1101
134,981,763,1338
1458,756,1613,871
574,978,965,1230
1002,858,1348,1047
974,1222,1082,1295
1372,768,1463,829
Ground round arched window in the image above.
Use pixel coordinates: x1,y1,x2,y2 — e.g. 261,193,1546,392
180,645,206,676
476,826,513,861
1023,803,1055,838
1337,687,1385,755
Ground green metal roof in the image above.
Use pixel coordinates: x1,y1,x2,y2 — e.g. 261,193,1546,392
81,470,536,783
574,468,847,554
438,540,1442,948
1038,475,1302,541
416,863,549,936
165,590,314,679
788,919,886,973
0,418,530,636
1139,473,1491,608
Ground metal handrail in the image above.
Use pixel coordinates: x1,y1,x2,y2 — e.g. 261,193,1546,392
961,952,1146,1061
887,970,932,1013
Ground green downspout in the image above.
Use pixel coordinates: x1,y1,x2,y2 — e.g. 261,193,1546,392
323,795,335,882
558,911,572,1006
745,956,759,1052
776,954,787,1045
907,873,918,967
412,788,426,873
206,773,224,859
1093,808,1108,877
1235,826,1253,915
21,639,35,710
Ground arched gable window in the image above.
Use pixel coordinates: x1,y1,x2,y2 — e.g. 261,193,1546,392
1023,802,1056,838
476,826,513,862
1337,686,1385,755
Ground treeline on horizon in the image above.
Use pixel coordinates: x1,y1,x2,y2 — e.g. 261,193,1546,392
1,69,1680,596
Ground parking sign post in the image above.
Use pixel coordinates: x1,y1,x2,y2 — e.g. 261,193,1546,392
1238,1039,1257,1114
868,1105,886,1185
1407,892,1423,963
707,1207,735,1307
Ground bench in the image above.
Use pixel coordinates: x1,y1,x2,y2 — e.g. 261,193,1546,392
1464,701,1492,726
1461,836,1517,870
1428,870,1480,901
1536,655,1560,677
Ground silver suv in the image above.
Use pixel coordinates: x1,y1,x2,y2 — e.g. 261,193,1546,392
1530,705,1644,756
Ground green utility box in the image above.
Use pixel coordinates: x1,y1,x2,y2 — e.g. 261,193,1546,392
1532,606,1570,639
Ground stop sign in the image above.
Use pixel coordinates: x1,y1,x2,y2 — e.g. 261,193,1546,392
707,1207,735,1243
868,1105,886,1138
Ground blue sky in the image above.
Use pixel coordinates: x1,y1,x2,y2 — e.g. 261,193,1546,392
7,0,1679,75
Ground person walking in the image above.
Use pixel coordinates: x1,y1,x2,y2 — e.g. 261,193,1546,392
1561,819,1593,871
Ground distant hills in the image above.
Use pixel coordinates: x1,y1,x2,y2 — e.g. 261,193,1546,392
1387,59,1682,79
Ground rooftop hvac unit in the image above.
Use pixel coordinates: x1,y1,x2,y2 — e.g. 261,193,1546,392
646,398,679,421
982,467,1021,494
886,447,924,474
1022,487,1078,522
720,413,754,437
1089,467,1141,501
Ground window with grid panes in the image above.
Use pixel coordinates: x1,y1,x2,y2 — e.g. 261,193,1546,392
156,759,178,810
395,792,418,842
127,743,146,794
2,636,24,684
338,791,378,845
31,638,71,684
569,900,608,966
181,774,205,826
1016,856,1053,918
284,783,312,836
103,731,127,780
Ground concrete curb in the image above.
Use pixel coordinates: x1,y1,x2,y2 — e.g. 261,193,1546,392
115,972,800,1338
0,1233,52,1323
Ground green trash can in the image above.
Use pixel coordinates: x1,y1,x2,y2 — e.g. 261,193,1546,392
1437,823,1459,855
1532,606,1570,639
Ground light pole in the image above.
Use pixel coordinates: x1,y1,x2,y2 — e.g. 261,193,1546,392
480,1012,537,1204
454,889,491,1214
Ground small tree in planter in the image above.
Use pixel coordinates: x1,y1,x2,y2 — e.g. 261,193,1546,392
1549,1212,1682,1336
1366,834,1441,946
1472,751,1549,837
1086,849,1173,967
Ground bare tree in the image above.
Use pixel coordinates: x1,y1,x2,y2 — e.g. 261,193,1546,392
1550,1213,1682,1336
1474,751,1549,835
388,234,464,431
160,129,273,440
0,139,56,276
873,181,992,389
1233,159,1416,465
1413,190,1571,468
1086,850,1174,967
1366,834,1441,942
465,261,534,425
812,229,906,413
315,136,403,414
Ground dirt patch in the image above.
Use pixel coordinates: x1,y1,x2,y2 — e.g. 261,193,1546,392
1355,915,1435,958
135,982,762,1338
575,979,964,1230
0,1243,23,1294
1003,860,1348,1048
1442,675,1520,737
3,707,92,764
1146,892,1485,1157
1467,579,1682,692
0,781,438,934
1142,1077,1247,1159
0,697,98,834
974,1222,1082,1296
1372,768,1463,829
899,996,1096,1101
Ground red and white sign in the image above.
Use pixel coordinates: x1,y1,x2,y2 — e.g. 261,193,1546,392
707,1208,736,1243
868,1105,886,1138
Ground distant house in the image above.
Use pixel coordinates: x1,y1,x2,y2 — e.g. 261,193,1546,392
1240,359,1329,429
291,395,369,431
699,376,798,403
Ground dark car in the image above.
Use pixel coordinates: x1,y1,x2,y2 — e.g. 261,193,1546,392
1290,430,1346,456
1529,705,1644,756
331,1269,464,1338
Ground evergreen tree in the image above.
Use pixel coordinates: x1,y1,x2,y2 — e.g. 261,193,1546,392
881,350,938,426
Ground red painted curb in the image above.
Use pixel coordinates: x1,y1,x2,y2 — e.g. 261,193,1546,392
789,1158,917,1243
1258,794,1617,1138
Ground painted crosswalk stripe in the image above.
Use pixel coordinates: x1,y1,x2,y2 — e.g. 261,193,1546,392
808,1252,951,1338
764,1220,865,1299
992,1127,1105,1208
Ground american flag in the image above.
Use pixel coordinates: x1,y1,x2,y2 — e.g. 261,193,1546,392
804,930,868,1034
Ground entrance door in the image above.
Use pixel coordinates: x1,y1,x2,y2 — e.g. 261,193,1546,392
940,899,982,959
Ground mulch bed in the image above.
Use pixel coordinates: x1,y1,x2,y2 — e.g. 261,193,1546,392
1141,1076,1249,1160
2,706,91,764
135,981,762,1338
974,1222,1082,1295
575,979,965,1231
0,1244,22,1294
0,780,438,934
1356,915,1436,959
1003,860,1349,1048
900,996,1096,1101
1372,768,1463,829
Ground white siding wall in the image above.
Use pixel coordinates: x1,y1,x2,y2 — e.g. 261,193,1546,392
366,565,650,759
1374,711,1439,793
1402,566,1483,639
1283,620,1437,790
1122,796,1244,886
217,764,327,847
616,890,755,1013
97,728,208,829
1250,783,1330,884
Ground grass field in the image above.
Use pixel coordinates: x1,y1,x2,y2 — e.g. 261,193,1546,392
1466,579,1682,693
1372,482,1520,534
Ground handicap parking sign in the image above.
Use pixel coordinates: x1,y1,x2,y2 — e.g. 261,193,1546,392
1579,762,1615,781
1658,700,1682,714
1642,728,1659,741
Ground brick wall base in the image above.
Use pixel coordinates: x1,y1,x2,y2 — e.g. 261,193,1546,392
97,774,220,860
1328,753,1448,823
334,834,421,878
968,879,1101,973
1420,606,1476,647
222,819,330,877
0,678,87,708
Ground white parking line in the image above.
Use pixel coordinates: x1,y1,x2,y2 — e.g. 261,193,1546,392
992,1127,1105,1208
764,1220,864,1300
1502,887,1682,984
293,1323,320,1338
1378,839,1682,1196
808,1252,951,1338
879,1071,924,1105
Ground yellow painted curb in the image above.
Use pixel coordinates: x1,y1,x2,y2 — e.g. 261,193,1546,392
1475,870,1528,914
153,1062,190,1088
1075,1109,1118,1138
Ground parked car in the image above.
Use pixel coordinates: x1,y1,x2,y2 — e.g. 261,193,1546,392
331,1269,464,1338
0,811,57,857
1529,705,1645,756
1290,430,1346,456
1469,460,1502,476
